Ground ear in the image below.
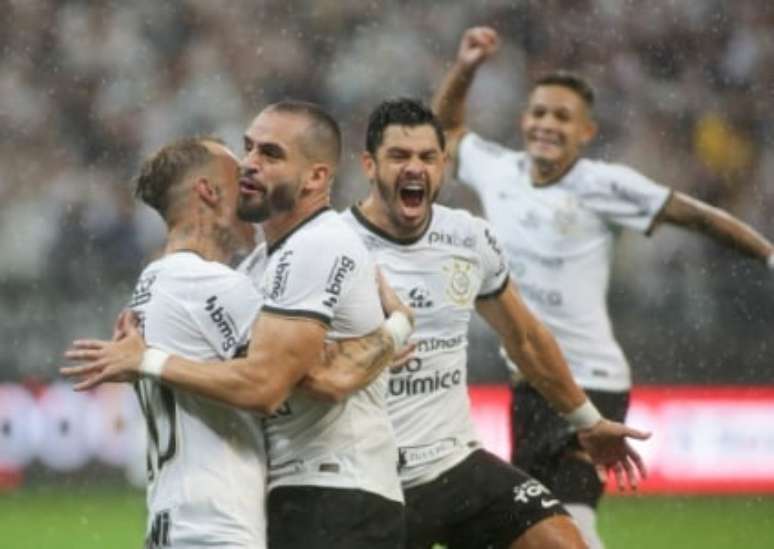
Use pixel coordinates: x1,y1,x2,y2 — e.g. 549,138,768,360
361,151,377,182
580,118,598,146
307,162,333,191
193,177,219,208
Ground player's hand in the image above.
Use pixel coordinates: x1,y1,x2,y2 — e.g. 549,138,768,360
458,26,500,69
61,318,147,391
376,268,415,328
577,419,650,491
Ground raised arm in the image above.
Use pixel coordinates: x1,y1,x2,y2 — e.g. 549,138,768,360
657,191,774,264
431,26,500,159
476,280,650,488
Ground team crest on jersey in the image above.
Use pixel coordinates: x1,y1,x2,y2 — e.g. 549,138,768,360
443,258,476,306
553,196,579,235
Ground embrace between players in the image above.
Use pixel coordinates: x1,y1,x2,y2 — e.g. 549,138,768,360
63,27,774,549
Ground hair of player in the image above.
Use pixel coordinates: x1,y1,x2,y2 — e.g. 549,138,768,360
264,99,342,165
365,97,446,155
134,136,224,221
533,71,595,108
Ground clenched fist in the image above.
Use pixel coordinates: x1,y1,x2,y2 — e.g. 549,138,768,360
457,26,500,68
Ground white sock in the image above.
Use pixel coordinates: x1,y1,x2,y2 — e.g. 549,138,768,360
566,503,605,549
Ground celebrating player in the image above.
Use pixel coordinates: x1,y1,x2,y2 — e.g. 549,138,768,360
432,26,774,549
343,97,648,549
64,101,413,549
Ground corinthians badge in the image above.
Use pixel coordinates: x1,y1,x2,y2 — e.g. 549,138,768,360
443,258,476,306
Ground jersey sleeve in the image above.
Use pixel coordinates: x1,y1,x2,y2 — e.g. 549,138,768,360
456,132,510,193
186,273,261,360
474,217,510,299
586,163,672,234
260,234,364,327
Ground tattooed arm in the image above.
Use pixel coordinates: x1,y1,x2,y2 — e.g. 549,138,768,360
300,268,416,401
299,326,407,402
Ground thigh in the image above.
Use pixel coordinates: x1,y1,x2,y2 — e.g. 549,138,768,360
405,450,569,549
268,486,404,549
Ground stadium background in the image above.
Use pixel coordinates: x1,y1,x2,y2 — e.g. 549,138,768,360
1,1,773,547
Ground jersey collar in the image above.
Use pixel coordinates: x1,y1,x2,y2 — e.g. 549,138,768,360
267,206,332,256
350,203,433,246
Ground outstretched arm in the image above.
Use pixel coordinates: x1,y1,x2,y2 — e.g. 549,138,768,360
476,280,650,489
657,191,774,264
431,26,500,159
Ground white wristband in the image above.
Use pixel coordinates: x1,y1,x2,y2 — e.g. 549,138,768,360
384,311,413,349
767,254,774,271
563,399,603,431
140,348,170,379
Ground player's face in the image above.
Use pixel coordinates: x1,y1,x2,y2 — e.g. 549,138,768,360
207,143,256,249
521,85,596,178
364,124,445,235
238,111,308,223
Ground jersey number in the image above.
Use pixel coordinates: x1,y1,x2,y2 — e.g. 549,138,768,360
135,380,177,479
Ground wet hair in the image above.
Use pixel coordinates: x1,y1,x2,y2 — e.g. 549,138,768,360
264,100,341,165
365,98,446,155
533,71,595,108
134,136,223,221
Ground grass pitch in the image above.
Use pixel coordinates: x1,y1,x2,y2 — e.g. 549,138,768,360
1,486,772,548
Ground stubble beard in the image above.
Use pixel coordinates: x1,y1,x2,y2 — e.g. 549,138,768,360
237,179,298,223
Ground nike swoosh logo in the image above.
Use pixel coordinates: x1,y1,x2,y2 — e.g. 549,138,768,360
541,498,560,508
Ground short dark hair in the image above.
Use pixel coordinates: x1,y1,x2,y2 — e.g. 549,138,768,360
365,98,446,155
533,71,595,107
134,136,222,220
265,100,342,165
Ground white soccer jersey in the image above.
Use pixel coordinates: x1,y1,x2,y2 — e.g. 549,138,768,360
342,204,510,488
239,208,403,503
457,132,671,391
130,251,266,548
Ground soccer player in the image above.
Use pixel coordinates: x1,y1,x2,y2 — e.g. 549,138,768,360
343,97,648,549
432,27,774,549
64,102,412,549
113,137,265,548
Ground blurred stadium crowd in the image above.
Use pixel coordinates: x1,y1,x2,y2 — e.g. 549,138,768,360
2,0,773,383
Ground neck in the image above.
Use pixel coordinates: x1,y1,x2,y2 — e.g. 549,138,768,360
165,220,240,265
262,193,330,249
529,156,578,186
359,192,429,240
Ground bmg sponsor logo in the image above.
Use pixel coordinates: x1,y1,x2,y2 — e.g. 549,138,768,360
205,295,238,352
268,250,293,300
322,255,356,308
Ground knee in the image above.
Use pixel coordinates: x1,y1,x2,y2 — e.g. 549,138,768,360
512,515,588,549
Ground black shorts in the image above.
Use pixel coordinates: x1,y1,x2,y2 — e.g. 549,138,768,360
267,486,405,549
403,449,568,549
511,382,629,487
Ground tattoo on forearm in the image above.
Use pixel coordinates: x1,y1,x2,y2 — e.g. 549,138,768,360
329,329,395,376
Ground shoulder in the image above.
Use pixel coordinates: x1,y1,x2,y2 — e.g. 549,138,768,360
576,158,650,186
152,253,252,299
287,210,368,258
432,204,489,235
